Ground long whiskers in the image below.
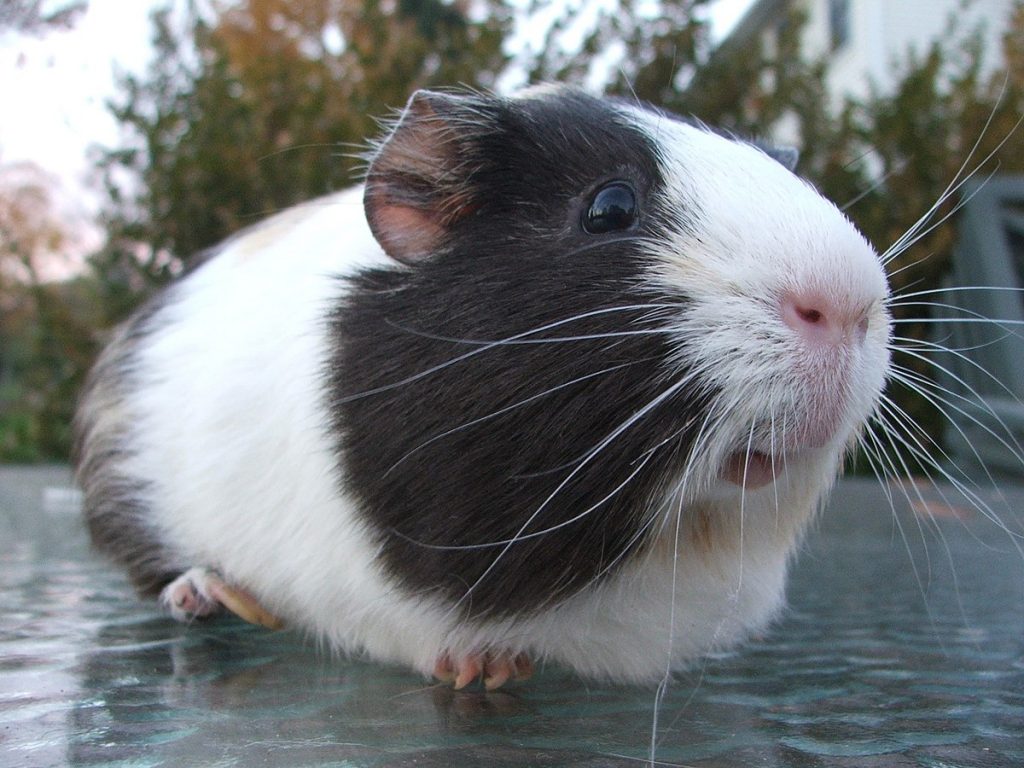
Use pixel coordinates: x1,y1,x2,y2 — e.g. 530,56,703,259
882,166,998,266
887,350,1024,466
880,89,1020,266
890,334,1024,409
391,452,658,551
446,374,695,617
383,320,685,346
382,357,658,477
336,302,680,404
869,398,1024,559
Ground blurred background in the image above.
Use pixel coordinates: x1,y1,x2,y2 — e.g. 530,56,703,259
1,0,1022,469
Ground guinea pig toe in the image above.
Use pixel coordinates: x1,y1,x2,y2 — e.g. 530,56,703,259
159,567,223,622
432,653,458,684
483,654,516,690
511,652,534,681
482,651,533,690
453,655,483,690
434,651,533,691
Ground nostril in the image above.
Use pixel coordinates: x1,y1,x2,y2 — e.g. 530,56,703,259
781,293,849,346
782,295,831,334
781,292,874,347
796,306,824,325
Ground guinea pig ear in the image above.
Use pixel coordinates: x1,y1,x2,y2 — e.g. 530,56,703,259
364,90,493,265
765,145,800,172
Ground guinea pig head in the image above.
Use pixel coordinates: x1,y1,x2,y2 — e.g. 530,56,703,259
339,87,891,617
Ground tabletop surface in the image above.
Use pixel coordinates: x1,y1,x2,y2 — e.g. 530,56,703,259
2,465,1023,767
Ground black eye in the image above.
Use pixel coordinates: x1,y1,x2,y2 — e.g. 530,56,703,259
582,182,638,234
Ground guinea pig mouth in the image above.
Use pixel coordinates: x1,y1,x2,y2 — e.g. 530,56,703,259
722,451,780,489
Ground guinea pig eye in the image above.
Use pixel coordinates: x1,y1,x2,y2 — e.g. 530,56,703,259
582,182,638,234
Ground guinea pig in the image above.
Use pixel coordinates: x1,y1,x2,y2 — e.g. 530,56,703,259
73,85,892,690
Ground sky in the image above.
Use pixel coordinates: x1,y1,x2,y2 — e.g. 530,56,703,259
0,0,755,220
0,2,161,205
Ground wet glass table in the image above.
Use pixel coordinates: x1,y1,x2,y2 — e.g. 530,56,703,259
2,465,1023,767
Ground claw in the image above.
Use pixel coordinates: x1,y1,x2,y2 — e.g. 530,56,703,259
512,652,534,682
434,651,532,691
159,567,284,630
483,656,513,691
433,654,457,683
206,575,285,630
453,656,482,690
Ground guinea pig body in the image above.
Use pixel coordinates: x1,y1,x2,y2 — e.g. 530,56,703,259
74,87,891,685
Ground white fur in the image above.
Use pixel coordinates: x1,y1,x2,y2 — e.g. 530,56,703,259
97,105,891,683
631,109,891,495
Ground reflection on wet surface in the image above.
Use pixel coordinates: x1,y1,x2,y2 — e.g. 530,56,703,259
2,466,1023,767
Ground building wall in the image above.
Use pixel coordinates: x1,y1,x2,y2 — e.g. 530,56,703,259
706,0,1015,145
799,0,1013,101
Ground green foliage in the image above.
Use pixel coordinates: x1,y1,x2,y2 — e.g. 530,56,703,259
0,165,102,461
524,0,712,98
857,50,1023,460
91,0,510,323
0,277,101,461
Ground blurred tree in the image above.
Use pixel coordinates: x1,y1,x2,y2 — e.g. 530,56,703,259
0,163,100,460
91,0,509,322
0,0,86,34
835,26,1024,461
0,0,98,461
525,0,713,98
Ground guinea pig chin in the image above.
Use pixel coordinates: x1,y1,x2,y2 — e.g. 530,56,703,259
719,391,856,490
721,450,781,489
720,440,833,490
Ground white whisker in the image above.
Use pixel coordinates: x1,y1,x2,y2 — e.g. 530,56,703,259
336,303,680,404
883,167,998,265
862,411,943,608
889,335,1024,407
383,358,655,476
887,348,1024,466
840,161,905,212
650,504,683,766
392,452,656,551
861,415,973,635
449,375,694,615
881,96,1019,264
890,316,1024,327
874,395,1024,542
892,284,1024,301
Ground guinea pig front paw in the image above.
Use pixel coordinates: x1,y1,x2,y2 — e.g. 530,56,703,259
433,651,533,691
160,567,223,622
159,567,285,630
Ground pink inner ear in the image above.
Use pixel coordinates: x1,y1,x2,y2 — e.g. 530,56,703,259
369,201,447,265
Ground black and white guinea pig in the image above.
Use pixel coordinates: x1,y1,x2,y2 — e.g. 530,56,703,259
74,85,892,689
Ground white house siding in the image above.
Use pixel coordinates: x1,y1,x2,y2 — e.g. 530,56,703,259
805,0,1011,97
733,0,1013,143
741,0,1012,97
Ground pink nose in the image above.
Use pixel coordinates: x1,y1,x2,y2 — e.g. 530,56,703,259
781,293,869,347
